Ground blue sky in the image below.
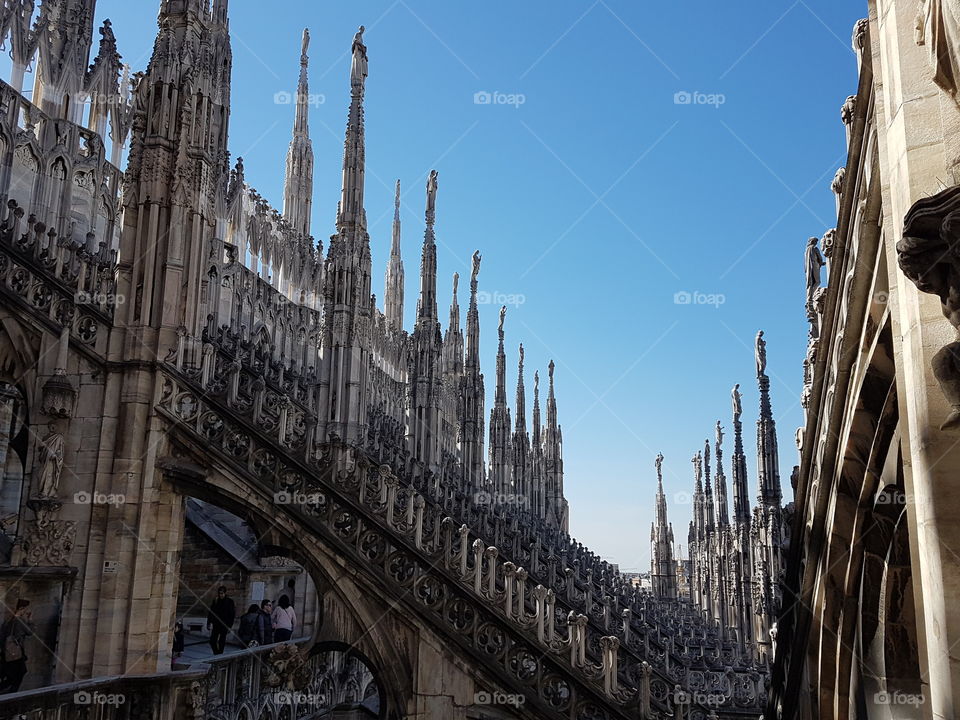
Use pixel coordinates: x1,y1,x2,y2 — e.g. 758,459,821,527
66,0,861,570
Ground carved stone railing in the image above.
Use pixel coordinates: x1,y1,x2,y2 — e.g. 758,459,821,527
0,199,118,359
158,354,766,718
0,78,123,207
0,670,201,720
0,638,323,720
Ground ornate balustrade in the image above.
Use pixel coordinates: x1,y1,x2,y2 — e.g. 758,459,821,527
0,199,117,359
0,639,331,720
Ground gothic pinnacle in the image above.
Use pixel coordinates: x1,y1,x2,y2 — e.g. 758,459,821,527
337,26,368,231
283,27,314,238
416,170,439,327
384,179,404,329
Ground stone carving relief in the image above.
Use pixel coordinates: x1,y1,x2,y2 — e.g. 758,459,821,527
898,186,960,428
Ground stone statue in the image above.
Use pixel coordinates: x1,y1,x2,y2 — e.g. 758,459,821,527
471,251,481,286
301,28,310,59
917,0,960,97
425,170,438,221
452,272,459,298
898,187,960,428
498,305,506,334
715,421,724,449
655,452,664,482
805,236,826,313
732,384,742,420
692,452,702,483
755,331,767,378
350,26,367,87
831,167,846,196
840,95,857,125
37,423,65,499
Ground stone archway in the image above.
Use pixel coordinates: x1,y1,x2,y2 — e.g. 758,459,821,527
159,450,413,719
306,641,385,718
856,479,921,718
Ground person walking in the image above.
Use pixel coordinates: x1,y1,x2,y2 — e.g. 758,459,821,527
0,599,33,693
172,620,185,667
271,595,297,642
255,599,274,646
206,586,236,655
237,604,260,647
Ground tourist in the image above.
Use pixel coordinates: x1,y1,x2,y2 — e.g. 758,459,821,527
255,599,274,645
271,595,297,642
0,599,33,693
172,620,184,666
237,604,260,647
206,586,235,655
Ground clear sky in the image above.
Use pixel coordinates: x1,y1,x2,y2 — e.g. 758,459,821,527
58,0,862,570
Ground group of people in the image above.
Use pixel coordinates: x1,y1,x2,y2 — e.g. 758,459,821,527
203,586,298,655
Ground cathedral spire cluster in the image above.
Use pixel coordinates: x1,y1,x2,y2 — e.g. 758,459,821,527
653,331,785,660
267,26,569,526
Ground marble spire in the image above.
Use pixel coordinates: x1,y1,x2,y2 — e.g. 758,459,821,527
283,28,314,238
337,25,368,231
384,180,404,329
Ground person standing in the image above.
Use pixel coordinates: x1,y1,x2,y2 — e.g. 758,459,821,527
172,620,185,668
206,586,236,655
255,599,274,646
271,595,297,642
0,599,32,693
237,604,260,647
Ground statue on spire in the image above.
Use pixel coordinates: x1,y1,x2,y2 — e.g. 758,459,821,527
692,451,702,483
518,343,524,371
732,383,742,421
351,26,368,88
471,251,481,285
425,170,438,224
452,272,459,298
655,452,664,483
715,421,724,449
498,305,506,337
301,28,310,64
755,330,767,378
